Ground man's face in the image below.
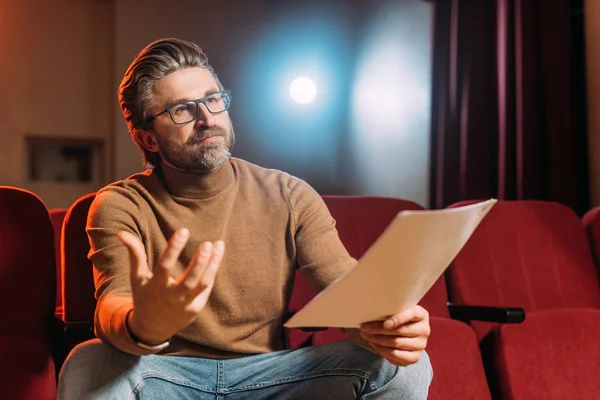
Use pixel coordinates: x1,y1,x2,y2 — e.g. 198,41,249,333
148,67,235,173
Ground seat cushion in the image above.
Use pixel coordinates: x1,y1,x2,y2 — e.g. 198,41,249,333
484,308,600,400
426,317,491,400
447,200,600,340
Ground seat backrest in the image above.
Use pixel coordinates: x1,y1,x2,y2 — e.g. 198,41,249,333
289,196,445,313
49,208,67,317
323,195,448,317
62,193,96,325
289,196,449,346
0,187,56,341
0,187,57,399
304,196,492,399
447,200,600,339
320,196,425,258
582,206,600,281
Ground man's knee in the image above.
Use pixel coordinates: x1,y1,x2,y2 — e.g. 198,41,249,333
63,338,113,360
61,339,136,374
364,350,433,400
58,339,141,399
405,350,433,391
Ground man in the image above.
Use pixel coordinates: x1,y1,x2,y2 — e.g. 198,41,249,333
57,38,432,399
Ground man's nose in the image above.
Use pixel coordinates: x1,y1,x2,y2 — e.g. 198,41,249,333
194,103,216,128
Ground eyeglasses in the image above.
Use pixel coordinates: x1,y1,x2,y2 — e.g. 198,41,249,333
149,90,231,125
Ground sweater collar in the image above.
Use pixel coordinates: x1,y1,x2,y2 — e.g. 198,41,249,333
158,159,235,199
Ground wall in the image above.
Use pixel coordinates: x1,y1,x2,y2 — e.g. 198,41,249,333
113,0,432,204
0,0,432,208
113,0,279,179
0,0,113,208
348,0,432,206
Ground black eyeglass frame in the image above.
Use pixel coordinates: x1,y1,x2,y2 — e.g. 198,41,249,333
147,90,232,125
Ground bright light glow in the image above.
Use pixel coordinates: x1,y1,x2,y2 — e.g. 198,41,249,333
289,77,317,104
349,0,431,205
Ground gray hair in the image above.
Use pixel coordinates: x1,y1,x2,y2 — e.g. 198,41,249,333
118,38,222,168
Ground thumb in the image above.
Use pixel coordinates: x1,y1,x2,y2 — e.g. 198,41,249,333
117,231,151,288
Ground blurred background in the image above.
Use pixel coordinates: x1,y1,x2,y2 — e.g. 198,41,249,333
1,0,599,215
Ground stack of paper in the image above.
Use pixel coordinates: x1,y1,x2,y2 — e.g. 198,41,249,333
284,199,497,328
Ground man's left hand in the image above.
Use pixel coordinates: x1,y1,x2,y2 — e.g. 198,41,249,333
359,305,430,367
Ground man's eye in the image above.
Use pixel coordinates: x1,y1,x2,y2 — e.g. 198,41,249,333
206,97,217,104
173,104,191,114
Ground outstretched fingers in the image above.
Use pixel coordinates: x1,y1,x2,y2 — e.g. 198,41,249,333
153,228,191,285
177,240,225,295
199,241,225,290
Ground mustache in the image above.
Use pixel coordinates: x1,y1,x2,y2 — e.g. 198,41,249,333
187,126,228,144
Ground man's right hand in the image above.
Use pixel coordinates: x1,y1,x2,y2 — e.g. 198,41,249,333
117,228,225,345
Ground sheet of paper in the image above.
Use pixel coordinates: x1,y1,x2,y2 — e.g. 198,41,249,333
284,199,497,328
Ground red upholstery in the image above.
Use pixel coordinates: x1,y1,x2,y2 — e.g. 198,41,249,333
0,335,57,400
447,200,600,398
448,200,600,340
319,195,449,317
298,196,491,399
288,196,432,346
582,206,600,279
483,309,600,400
0,187,57,399
62,193,96,325
0,187,56,340
49,208,67,318
426,318,491,400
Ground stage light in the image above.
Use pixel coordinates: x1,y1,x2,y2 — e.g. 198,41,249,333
289,77,317,104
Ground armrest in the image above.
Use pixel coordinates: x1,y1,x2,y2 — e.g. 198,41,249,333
447,302,526,323
63,321,94,333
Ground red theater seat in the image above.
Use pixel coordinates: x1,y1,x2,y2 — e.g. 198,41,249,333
0,187,57,399
292,196,492,399
60,193,97,353
49,208,67,318
447,200,600,399
582,205,600,281
288,195,429,346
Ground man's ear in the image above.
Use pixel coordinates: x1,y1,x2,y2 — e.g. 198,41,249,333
138,130,160,152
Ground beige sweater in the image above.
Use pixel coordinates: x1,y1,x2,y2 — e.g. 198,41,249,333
87,158,357,358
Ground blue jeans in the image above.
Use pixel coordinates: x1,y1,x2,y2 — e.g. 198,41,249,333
58,339,432,399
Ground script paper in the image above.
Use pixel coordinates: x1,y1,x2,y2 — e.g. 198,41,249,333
284,199,497,328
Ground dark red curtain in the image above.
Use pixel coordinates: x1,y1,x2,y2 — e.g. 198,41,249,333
429,0,589,214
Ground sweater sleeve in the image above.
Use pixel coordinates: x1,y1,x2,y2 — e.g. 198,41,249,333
288,178,356,292
87,185,157,355
288,178,376,352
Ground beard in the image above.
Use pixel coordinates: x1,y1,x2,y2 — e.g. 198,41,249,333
156,123,235,173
